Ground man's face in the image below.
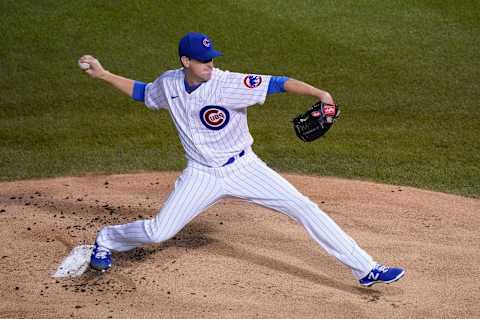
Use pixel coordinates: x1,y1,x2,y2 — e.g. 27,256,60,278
183,57,214,82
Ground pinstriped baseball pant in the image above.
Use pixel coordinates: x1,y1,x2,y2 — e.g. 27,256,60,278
96,151,375,279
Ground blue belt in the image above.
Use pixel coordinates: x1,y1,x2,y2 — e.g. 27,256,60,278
222,150,245,167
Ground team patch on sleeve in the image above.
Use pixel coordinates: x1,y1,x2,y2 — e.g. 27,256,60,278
243,75,263,89
199,105,230,130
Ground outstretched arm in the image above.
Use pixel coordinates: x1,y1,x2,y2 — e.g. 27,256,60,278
78,55,135,97
284,78,335,105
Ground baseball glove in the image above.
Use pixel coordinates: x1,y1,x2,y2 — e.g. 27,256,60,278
292,101,340,142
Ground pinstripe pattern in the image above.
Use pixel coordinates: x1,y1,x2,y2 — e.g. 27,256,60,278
95,66,377,279
97,152,375,278
97,166,224,252
143,68,271,167
223,155,375,278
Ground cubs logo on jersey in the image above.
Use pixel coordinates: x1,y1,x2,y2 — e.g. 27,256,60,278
243,75,262,89
199,106,230,130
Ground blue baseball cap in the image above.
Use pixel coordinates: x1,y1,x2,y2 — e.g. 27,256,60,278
178,32,222,62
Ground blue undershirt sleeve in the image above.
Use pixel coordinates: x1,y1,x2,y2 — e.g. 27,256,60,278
132,81,147,102
267,76,289,95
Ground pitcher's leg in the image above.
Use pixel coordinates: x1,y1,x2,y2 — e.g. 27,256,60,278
226,157,375,279
96,166,223,252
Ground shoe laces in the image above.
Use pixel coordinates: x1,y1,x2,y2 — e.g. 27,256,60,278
374,264,390,273
94,246,110,259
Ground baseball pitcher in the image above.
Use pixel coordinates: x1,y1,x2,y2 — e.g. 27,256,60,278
78,32,404,287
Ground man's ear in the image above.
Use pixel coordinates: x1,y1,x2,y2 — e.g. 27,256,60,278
180,56,190,68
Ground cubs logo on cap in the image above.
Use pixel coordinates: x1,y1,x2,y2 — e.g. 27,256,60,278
178,32,222,61
202,38,211,48
243,75,262,89
199,106,230,130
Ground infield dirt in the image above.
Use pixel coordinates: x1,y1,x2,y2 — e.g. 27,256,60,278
1,172,478,318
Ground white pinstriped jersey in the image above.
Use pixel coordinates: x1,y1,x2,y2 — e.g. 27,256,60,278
144,68,272,167
97,68,378,280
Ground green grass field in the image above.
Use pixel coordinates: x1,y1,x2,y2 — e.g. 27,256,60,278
1,0,479,197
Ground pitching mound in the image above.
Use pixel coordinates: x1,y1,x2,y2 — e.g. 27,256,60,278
0,172,478,318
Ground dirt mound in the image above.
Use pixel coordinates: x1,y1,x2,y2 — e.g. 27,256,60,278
1,172,478,318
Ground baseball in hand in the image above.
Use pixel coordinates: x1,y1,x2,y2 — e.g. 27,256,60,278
78,60,90,70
